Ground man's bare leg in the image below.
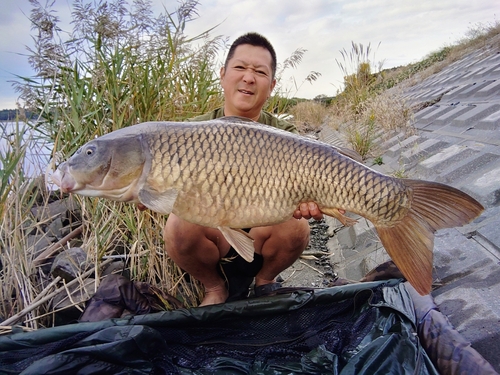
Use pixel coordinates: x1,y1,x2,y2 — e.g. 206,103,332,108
163,214,231,306
250,217,310,288
164,215,311,305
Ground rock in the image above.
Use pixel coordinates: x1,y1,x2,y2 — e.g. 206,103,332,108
102,260,126,276
51,277,96,325
46,217,65,238
52,277,95,309
50,247,91,282
30,196,80,224
26,234,56,257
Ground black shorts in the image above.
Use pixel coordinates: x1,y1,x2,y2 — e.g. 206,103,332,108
219,247,264,278
218,228,263,278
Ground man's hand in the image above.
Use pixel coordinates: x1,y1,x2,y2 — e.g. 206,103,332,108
293,202,346,221
293,202,324,221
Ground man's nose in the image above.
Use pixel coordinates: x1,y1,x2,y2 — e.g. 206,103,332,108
242,69,256,83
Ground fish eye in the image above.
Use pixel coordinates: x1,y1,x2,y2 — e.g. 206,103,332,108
84,145,96,156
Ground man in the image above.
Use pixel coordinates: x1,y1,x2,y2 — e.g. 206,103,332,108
163,32,323,306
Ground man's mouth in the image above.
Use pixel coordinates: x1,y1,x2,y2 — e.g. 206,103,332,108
238,89,254,95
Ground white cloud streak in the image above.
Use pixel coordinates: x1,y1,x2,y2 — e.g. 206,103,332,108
0,0,497,109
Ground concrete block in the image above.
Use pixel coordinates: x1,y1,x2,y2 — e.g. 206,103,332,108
378,133,409,152
451,104,500,127
360,248,391,276
418,105,453,121
420,144,466,168
463,164,500,206
437,74,461,86
336,217,377,250
417,144,478,177
442,83,478,99
433,229,495,281
477,63,500,77
386,135,420,157
432,105,473,125
463,66,492,80
455,126,500,144
455,79,496,98
436,152,500,185
476,80,500,97
475,53,500,66
400,138,448,165
432,264,500,372
476,108,500,130
477,220,500,254
414,105,440,120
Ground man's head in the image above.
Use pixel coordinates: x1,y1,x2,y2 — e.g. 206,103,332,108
220,32,277,120
224,32,277,79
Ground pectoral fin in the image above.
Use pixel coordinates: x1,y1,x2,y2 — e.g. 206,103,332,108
138,186,178,215
218,227,255,262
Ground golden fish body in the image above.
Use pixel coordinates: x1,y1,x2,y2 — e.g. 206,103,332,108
52,117,484,295
147,121,403,224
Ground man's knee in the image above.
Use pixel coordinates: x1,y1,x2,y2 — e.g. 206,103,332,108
163,214,197,255
279,218,310,251
163,214,230,258
252,218,310,257
294,218,311,247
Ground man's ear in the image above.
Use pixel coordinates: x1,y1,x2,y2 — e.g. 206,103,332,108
269,78,276,96
220,66,225,80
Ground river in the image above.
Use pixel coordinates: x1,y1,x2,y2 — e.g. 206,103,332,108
0,121,53,179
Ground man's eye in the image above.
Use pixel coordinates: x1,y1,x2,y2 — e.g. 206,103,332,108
256,70,267,76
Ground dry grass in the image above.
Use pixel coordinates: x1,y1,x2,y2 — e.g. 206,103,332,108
327,20,500,159
377,20,500,90
1,0,216,329
328,86,414,159
1,0,319,329
289,101,330,133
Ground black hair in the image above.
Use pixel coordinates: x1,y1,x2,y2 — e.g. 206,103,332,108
224,32,277,78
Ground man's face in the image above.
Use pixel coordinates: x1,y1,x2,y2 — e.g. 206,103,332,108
220,44,276,119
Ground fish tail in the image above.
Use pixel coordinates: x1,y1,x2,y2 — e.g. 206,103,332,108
376,179,484,295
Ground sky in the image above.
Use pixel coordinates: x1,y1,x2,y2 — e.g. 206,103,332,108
0,0,498,110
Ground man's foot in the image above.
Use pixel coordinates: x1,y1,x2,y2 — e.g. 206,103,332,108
199,283,228,306
254,281,282,297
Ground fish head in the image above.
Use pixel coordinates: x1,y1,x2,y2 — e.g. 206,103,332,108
52,135,147,202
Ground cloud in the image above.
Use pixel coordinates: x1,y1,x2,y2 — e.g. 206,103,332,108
0,0,498,109
0,0,73,109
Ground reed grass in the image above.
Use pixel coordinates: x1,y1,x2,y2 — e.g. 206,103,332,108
288,101,329,133
325,42,415,159
3,0,225,327
1,0,317,328
0,120,41,328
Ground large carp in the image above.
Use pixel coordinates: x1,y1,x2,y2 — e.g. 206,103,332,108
51,116,484,295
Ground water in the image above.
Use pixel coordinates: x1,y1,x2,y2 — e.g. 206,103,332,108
0,121,53,179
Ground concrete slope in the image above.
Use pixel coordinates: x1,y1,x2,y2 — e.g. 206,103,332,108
321,38,500,371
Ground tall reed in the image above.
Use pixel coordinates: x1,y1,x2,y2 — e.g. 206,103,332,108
3,0,316,326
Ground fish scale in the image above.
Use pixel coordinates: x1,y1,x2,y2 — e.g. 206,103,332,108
145,122,405,228
52,116,484,295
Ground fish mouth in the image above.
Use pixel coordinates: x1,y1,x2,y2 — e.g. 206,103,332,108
51,164,76,193
50,168,63,188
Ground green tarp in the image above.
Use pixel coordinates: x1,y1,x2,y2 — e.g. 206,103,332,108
0,279,444,374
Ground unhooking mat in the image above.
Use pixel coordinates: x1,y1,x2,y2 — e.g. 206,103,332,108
0,279,494,374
